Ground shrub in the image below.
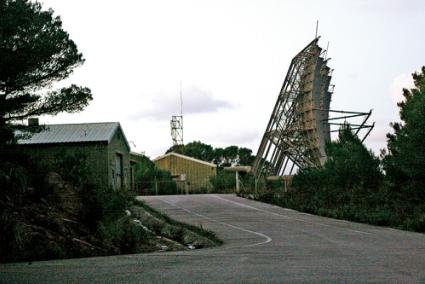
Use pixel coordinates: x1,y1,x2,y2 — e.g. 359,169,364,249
210,169,235,193
135,156,178,195
105,216,148,254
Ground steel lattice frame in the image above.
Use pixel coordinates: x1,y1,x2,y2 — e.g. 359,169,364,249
171,115,183,146
253,38,333,178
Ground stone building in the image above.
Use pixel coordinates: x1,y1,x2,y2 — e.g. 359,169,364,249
18,122,139,191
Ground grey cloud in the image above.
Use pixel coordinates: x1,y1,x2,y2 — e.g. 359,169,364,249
225,130,260,145
208,129,260,146
130,86,234,120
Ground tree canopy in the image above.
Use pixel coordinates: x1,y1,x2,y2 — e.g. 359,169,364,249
166,141,256,166
0,0,92,143
383,66,425,200
290,125,383,208
324,125,382,191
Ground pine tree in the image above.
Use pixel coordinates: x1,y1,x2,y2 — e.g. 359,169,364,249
0,0,92,144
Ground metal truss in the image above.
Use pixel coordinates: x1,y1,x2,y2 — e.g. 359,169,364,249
170,115,183,146
321,109,375,143
253,38,375,179
253,38,333,179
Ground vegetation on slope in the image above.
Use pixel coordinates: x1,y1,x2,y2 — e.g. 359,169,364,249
0,153,221,263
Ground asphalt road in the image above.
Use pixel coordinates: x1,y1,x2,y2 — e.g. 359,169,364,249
2,194,425,283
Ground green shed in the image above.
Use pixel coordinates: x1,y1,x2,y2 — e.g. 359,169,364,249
18,122,137,191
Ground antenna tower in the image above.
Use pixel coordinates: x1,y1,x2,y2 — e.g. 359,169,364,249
170,81,184,146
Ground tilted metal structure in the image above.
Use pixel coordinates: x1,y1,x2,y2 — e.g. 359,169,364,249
252,38,373,179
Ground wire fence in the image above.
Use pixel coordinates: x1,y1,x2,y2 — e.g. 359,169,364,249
134,180,235,196
133,174,293,196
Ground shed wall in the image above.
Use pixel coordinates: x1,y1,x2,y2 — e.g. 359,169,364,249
155,154,216,193
21,143,109,190
107,127,131,191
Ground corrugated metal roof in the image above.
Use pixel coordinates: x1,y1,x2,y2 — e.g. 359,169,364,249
154,152,217,167
17,122,126,145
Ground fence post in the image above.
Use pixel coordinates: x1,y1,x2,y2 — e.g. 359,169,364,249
235,171,240,193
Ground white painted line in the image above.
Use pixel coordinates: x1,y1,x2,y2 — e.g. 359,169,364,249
211,195,371,235
211,195,291,219
158,198,272,247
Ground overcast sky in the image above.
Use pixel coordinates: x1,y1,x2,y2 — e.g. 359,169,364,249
39,0,425,158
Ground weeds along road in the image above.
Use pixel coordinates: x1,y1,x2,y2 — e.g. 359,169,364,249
2,194,425,283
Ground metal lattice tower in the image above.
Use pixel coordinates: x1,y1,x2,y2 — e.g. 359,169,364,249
252,38,333,178
171,81,184,146
171,115,183,146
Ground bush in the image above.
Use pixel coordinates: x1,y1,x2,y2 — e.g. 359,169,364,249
242,125,398,229
105,216,148,254
210,169,235,193
0,145,52,201
52,151,91,186
135,156,178,195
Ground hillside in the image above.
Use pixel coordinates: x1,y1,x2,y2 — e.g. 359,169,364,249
0,171,221,263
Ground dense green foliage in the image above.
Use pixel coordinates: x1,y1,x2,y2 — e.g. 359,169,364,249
167,141,255,166
244,67,425,232
134,155,178,195
210,169,236,193
381,66,425,231
383,68,425,188
247,127,392,226
0,0,92,143
283,127,385,222
168,141,214,162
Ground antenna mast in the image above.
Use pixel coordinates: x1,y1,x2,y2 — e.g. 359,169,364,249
171,81,184,146
315,20,319,38
180,80,183,116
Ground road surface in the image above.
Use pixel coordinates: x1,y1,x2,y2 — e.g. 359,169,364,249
1,194,425,283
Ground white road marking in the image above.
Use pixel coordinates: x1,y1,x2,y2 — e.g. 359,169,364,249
158,198,272,247
211,195,371,235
